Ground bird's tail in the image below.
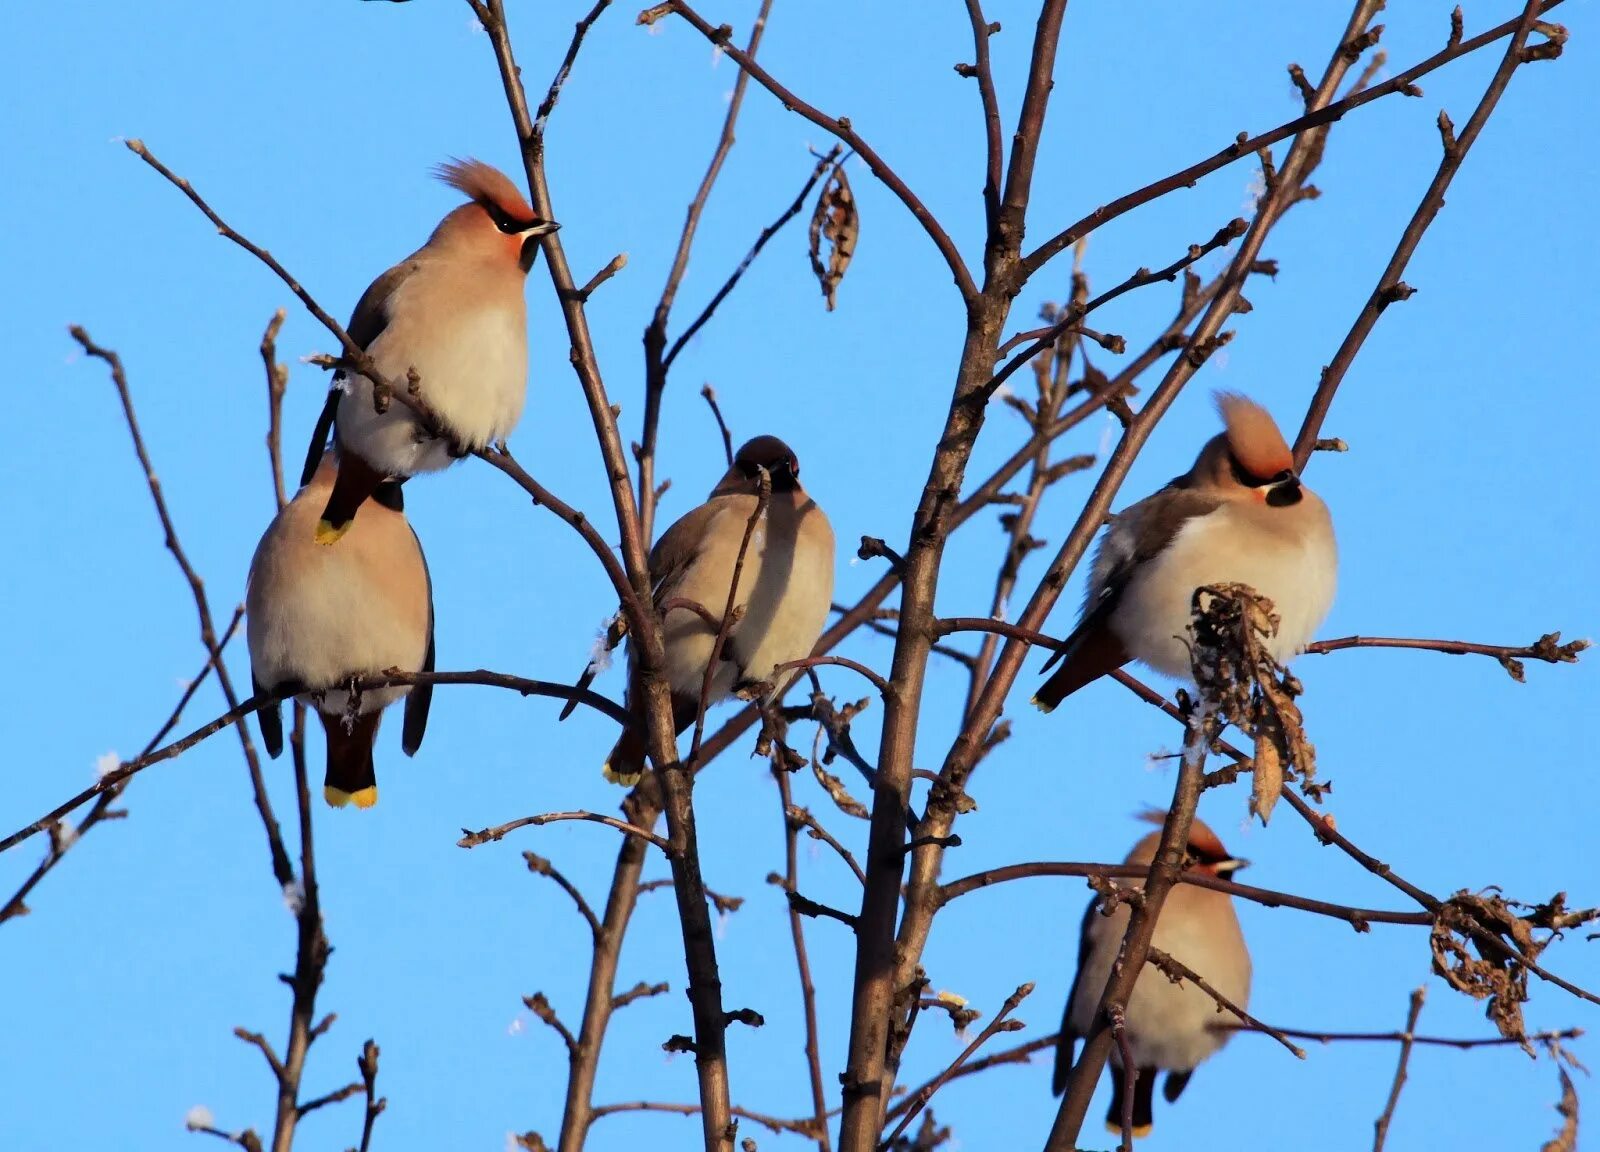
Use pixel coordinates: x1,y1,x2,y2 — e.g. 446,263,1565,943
322,710,382,809
602,691,699,786
1030,616,1130,713
316,451,386,545
602,726,648,788
1105,1066,1156,1140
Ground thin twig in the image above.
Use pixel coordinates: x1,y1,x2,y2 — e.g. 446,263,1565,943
883,1032,1059,1122
1373,988,1427,1152
1147,947,1307,1058
688,465,770,764
938,861,1427,929
1218,1021,1581,1050
353,1040,385,1152
771,655,891,697
588,1100,825,1139
1291,0,1564,465
701,384,735,466
525,852,604,943
261,309,289,509
1019,1,1567,279
878,983,1032,1148
531,0,615,147
459,811,671,853
789,805,867,885
775,767,834,1151
638,0,776,540
0,606,243,924
639,0,977,302
68,325,294,890
665,147,844,374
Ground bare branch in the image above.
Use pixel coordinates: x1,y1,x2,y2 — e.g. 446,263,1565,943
459,811,671,853
1372,988,1426,1152
525,852,603,943
880,982,1032,1147
1291,0,1564,465
639,0,977,302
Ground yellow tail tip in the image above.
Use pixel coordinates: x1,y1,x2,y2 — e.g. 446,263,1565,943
314,518,352,546
601,762,643,788
324,785,379,809
1029,693,1057,714
1105,1121,1153,1140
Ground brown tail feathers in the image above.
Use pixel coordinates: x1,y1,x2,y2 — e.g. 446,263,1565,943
1105,1066,1157,1140
316,451,386,545
321,709,382,809
602,690,700,786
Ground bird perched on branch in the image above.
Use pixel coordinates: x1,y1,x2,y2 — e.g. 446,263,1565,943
247,455,434,808
1032,392,1335,710
303,158,559,544
573,436,834,786
1053,813,1251,1138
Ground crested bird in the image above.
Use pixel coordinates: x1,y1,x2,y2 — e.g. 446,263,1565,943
247,455,435,808
1033,392,1335,710
588,435,835,785
303,158,559,544
1053,813,1252,1139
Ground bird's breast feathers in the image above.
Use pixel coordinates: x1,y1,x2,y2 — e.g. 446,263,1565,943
337,266,529,473
659,499,834,700
1113,499,1335,677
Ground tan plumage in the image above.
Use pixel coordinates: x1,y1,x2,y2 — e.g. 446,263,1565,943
305,158,559,544
246,456,435,808
1033,392,1336,710
599,436,835,785
1053,814,1252,1138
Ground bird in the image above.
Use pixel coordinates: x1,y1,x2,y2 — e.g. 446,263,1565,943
247,454,435,808
1032,392,1335,711
301,157,560,545
1052,813,1252,1139
590,435,835,785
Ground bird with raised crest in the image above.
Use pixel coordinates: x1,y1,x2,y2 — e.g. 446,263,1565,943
1033,392,1336,710
303,158,559,544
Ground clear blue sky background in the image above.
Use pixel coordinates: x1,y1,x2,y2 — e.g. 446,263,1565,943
4,2,1595,1150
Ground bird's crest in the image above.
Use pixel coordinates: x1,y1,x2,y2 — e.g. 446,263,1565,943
1135,808,1230,863
1215,392,1293,481
434,158,537,225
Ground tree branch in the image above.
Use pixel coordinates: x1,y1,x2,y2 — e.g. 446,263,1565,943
639,0,977,303
1291,0,1565,466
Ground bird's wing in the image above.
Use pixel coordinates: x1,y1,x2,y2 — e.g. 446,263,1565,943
401,525,434,757
253,671,284,760
1052,896,1101,1095
648,498,731,609
302,261,418,483
1031,486,1225,709
555,498,730,722
1087,484,1226,624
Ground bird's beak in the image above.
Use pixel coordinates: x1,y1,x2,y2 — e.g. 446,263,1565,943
1218,858,1250,874
1271,469,1299,489
519,222,560,271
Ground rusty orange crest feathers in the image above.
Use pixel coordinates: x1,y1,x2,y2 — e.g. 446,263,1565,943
1135,808,1230,862
1215,392,1293,481
434,158,535,224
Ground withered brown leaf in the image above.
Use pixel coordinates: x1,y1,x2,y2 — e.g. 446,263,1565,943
808,162,858,311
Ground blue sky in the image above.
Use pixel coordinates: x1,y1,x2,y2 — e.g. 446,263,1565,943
3,2,1595,1150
